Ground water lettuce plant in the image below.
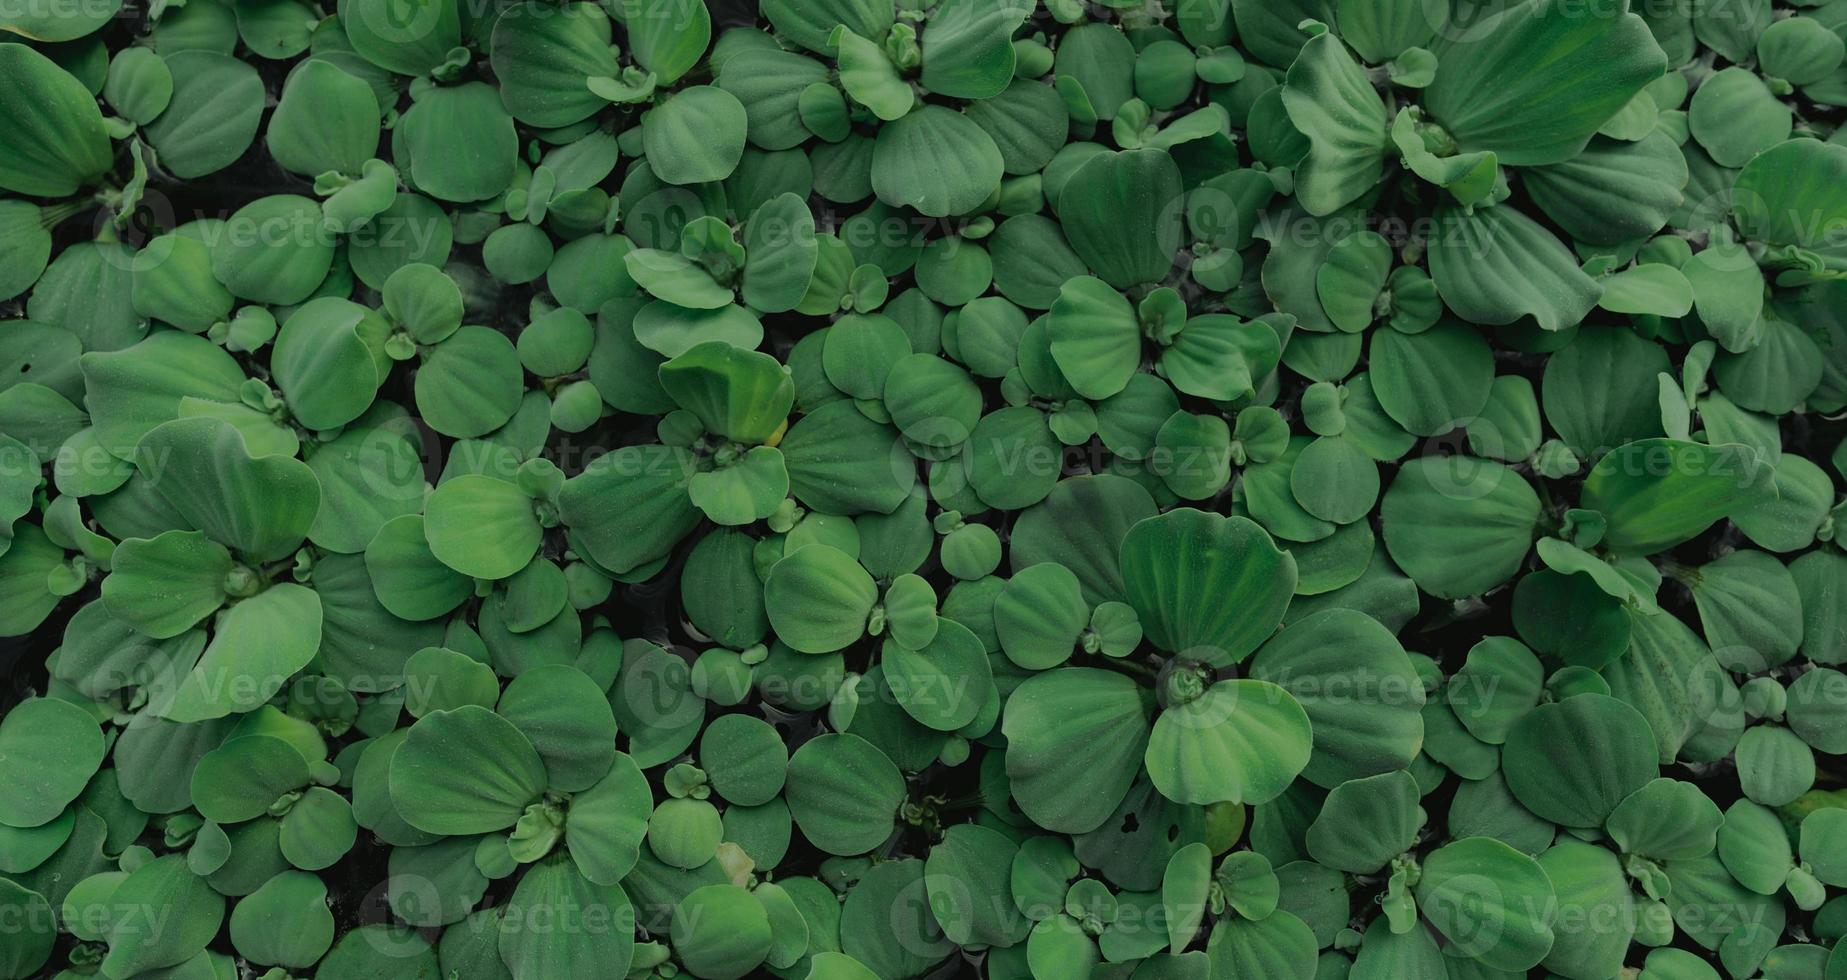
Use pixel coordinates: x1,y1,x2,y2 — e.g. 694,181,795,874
2,0,1847,978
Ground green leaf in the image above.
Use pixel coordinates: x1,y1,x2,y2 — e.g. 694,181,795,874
1606,778,1722,862
390,705,548,835
645,86,748,185
741,193,820,313
1429,205,1603,332
1380,455,1541,598
560,444,701,574
0,698,104,828
1146,678,1311,806
161,583,323,722
100,856,224,979
831,26,912,121
399,82,517,202
271,298,389,430
1056,149,1184,289
761,0,892,55
1002,667,1152,834
210,194,338,306
764,544,877,653
144,50,266,180
1732,138,1847,271
101,530,232,639
1249,608,1425,786
784,733,904,855
1525,132,1689,246
0,44,116,197
1413,837,1557,972
1582,439,1773,555
1304,770,1425,874
1047,276,1139,400
2,0,119,40
624,250,732,309
489,3,620,128
1503,693,1659,828
424,474,543,581
1119,509,1296,667
1280,33,1388,216
566,752,652,884
266,58,381,178
870,105,1005,217
1688,68,1790,169
689,446,788,526
926,824,1030,948
918,0,1031,100
501,854,635,978
619,0,710,85
1598,264,1694,318
416,326,524,438
1160,315,1281,403
229,870,335,969
1422,0,1667,166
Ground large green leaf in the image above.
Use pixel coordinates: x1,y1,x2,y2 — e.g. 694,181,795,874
0,698,104,828
1429,205,1602,332
1249,609,1425,786
1380,455,1541,598
161,583,323,722
1503,694,1659,828
500,854,635,979
490,3,620,128
1423,0,1667,165
389,706,548,835
1047,276,1140,400
266,59,381,178
784,733,905,855
1280,33,1388,216
423,474,542,581
1119,509,1296,666
1146,678,1311,806
101,530,232,639
99,856,224,978
1581,439,1774,555
559,444,701,574
619,0,710,85
1003,667,1152,834
870,105,1005,217
764,544,877,654
0,43,115,197
1732,138,1847,270
144,51,266,180
1056,149,1184,289
644,86,748,185
1414,837,1558,972
761,0,891,54
134,417,321,562
918,0,1031,100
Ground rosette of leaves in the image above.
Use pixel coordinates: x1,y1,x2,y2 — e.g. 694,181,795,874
808,0,1031,217
1047,276,1283,404
1344,835,1561,975
371,672,671,972
561,341,795,575
91,416,325,723
1275,0,1679,335
1004,509,1320,829
1157,844,1321,977
490,0,751,194
622,193,820,355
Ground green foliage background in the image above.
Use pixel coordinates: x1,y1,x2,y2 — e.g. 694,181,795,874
2,0,1847,978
